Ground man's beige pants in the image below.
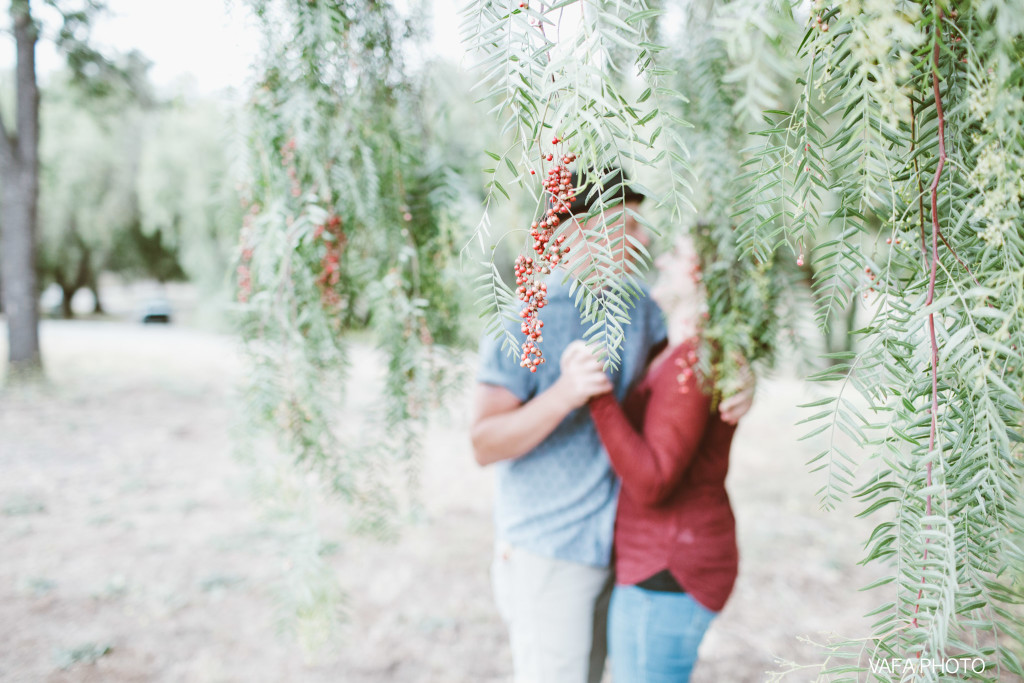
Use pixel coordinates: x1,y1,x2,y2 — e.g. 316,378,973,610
492,542,614,683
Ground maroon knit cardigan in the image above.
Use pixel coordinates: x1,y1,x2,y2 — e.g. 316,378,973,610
589,339,738,612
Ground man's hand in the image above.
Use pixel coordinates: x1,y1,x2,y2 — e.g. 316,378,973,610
556,340,613,409
470,341,612,466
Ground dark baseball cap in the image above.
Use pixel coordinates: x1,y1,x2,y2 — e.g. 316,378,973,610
567,167,646,216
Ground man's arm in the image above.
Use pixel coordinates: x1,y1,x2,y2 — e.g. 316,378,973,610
470,353,612,466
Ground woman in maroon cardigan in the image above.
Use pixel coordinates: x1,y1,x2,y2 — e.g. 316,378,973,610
560,236,752,682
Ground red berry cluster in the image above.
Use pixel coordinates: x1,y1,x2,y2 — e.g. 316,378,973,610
237,254,253,303
863,264,881,298
541,142,578,216
514,257,548,371
314,214,346,309
237,203,259,303
514,140,577,372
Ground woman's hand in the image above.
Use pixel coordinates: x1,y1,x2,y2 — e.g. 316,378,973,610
556,340,614,409
719,355,755,425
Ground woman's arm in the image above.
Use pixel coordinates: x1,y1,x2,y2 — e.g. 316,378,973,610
588,346,712,506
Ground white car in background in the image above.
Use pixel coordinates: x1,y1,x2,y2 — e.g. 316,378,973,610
140,297,173,324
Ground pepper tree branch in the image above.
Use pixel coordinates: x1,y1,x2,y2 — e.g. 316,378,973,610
913,9,948,634
910,98,927,260
911,67,976,288
937,225,979,286
926,8,946,536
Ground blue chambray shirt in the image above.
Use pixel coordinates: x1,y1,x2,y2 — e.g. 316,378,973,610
476,271,667,567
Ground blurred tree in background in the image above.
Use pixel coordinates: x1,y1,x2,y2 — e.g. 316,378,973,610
37,54,151,317
2,0,236,348
35,60,237,318
135,96,242,294
1,0,134,368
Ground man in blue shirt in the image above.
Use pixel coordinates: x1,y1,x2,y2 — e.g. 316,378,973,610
471,171,666,683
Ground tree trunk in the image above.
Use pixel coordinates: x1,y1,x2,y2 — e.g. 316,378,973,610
0,1,42,380
59,283,75,319
80,243,102,315
89,278,104,315
56,236,93,320
0,169,42,374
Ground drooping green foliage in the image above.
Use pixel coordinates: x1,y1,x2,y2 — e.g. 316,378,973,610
462,0,1024,674
236,0,466,533
236,0,471,648
657,0,798,400
736,0,1024,677
231,0,1024,670
461,0,795,393
462,0,702,370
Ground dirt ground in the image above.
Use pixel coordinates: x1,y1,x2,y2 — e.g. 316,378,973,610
0,318,892,682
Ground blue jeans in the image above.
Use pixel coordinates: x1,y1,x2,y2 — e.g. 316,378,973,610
608,584,717,683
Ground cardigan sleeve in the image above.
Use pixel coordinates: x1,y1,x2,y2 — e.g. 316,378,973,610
589,345,712,507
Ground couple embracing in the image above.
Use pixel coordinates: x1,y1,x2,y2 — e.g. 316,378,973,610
471,170,753,683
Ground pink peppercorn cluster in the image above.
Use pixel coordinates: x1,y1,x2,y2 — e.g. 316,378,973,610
513,256,548,371
863,264,882,299
514,139,577,372
314,214,346,309
237,250,253,303
236,202,259,303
